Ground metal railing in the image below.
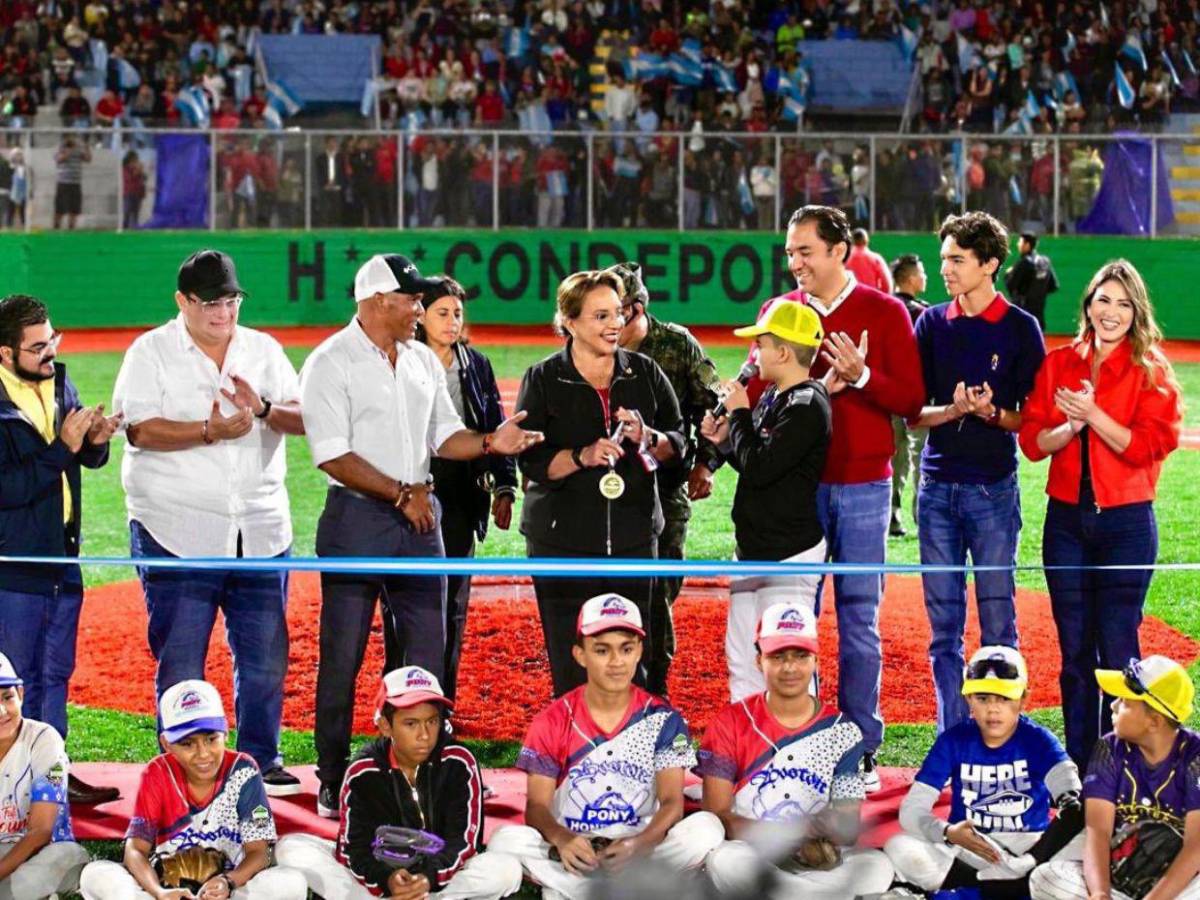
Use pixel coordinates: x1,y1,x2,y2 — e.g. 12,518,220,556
0,126,1190,237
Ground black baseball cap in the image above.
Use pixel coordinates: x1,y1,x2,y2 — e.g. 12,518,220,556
178,250,245,302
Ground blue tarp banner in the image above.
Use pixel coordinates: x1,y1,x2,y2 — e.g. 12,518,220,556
794,40,911,111
257,34,381,104
1077,138,1174,236
144,134,209,229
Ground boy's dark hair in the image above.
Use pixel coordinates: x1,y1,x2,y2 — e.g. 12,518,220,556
1020,232,1039,251
0,294,48,351
939,212,1009,275
763,333,818,368
851,227,869,245
891,253,922,287
788,205,852,262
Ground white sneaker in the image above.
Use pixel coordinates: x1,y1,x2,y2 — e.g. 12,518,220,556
862,751,881,793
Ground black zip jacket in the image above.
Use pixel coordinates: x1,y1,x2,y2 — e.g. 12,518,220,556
335,733,484,895
430,342,518,541
726,379,831,561
515,343,684,555
0,362,109,592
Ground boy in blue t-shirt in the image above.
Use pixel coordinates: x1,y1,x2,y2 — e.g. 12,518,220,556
886,646,1083,897
1030,655,1200,900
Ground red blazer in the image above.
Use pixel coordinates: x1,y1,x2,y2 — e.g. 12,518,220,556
1018,339,1181,508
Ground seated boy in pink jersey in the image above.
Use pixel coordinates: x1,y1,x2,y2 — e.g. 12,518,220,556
696,602,895,898
488,593,723,899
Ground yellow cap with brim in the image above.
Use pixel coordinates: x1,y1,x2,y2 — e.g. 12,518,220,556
733,298,824,347
962,645,1028,701
1096,655,1194,724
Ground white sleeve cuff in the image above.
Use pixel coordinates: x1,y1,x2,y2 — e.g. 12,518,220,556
852,365,872,390
308,437,351,468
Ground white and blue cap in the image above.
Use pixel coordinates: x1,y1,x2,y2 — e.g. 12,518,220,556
160,679,227,743
0,653,23,688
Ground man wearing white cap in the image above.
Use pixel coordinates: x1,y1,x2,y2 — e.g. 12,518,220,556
886,646,1083,897
300,253,543,819
78,679,308,900
276,666,523,899
0,652,90,898
488,593,724,898
697,602,894,898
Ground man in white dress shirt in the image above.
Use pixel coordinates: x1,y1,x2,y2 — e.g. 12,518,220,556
300,253,542,819
111,249,306,796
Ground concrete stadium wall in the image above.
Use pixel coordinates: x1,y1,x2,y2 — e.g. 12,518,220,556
1,230,1197,338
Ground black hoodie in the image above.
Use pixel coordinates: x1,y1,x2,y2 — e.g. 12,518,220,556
334,732,484,895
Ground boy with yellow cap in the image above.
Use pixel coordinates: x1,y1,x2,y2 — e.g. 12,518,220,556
886,646,1084,898
699,297,831,702
1030,655,1200,900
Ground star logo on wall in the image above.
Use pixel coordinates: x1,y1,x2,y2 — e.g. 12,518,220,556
411,246,426,263
344,245,361,263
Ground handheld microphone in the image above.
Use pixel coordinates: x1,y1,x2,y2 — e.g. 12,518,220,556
710,361,760,418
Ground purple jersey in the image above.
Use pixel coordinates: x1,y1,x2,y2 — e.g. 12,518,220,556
1082,729,1200,829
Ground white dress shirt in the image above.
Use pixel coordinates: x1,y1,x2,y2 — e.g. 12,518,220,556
111,314,300,558
299,317,465,486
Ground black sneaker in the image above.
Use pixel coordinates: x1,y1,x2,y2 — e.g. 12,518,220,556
862,751,881,793
261,766,302,797
317,782,340,819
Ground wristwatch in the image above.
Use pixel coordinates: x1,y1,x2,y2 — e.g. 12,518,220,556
648,431,660,449
985,406,1002,427
571,446,585,468
255,398,272,420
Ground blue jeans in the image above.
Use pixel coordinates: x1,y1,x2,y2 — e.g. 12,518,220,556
130,520,290,772
1044,498,1157,768
0,572,83,738
918,473,1022,733
815,479,891,751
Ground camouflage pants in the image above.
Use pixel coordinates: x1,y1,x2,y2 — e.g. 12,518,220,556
648,512,688,696
892,416,929,527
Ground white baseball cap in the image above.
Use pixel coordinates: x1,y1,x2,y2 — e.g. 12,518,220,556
576,593,645,638
0,653,23,689
756,602,819,656
376,665,450,713
160,680,227,743
353,253,442,302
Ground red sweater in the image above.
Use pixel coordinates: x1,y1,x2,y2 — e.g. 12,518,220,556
745,285,924,484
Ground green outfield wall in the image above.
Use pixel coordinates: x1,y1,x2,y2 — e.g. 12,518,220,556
2,230,1198,338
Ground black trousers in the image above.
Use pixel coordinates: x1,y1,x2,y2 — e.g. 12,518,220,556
526,537,655,696
314,488,446,788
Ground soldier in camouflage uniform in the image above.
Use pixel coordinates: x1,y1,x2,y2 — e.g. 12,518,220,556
609,262,721,697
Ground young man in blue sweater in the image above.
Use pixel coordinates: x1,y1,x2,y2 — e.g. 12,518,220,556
909,212,1046,733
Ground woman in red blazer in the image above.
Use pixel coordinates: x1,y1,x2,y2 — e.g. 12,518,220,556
1019,259,1183,767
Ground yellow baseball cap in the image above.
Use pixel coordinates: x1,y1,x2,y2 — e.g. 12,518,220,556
1096,656,1194,724
733,298,824,347
962,646,1028,700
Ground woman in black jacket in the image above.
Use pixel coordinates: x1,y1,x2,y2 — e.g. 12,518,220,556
515,269,684,695
384,276,518,701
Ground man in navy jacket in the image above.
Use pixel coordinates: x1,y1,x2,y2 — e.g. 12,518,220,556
0,294,122,805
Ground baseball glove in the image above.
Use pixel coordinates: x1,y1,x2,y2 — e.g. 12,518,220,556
152,847,228,891
782,837,842,872
1110,819,1184,899
371,825,446,869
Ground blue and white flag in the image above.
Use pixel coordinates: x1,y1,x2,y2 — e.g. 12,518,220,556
1184,48,1198,77
1099,3,1110,27
668,40,704,86
1009,175,1023,206
1121,32,1148,71
1054,70,1082,102
711,60,737,93
175,85,211,128
1024,90,1040,120
1114,63,1136,109
229,64,252,104
263,104,283,130
781,94,805,122
1163,49,1182,87
504,26,530,61
626,52,667,80
89,39,108,76
1062,29,1077,62
266,78,303,117
957,32,980,73
360,77,378,118
116,57,141,91
897,24,918,62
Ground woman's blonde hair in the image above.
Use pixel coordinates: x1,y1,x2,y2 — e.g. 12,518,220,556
1077,259,1177,393
554,269,624,337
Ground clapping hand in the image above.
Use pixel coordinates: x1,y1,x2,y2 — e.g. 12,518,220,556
207,398,254,441
220,373,265,416
1055,379,1096,430
488,410,545,455
965,381,995,417
821,330,868,384
59,406,97,453
84,404,123,445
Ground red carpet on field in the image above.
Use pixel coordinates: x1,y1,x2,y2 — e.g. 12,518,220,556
73,574,1199,741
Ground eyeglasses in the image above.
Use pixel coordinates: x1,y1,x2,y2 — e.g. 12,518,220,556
584,310,626,324
18,331,63,356
965,658,1022,682
188,294,243,312
1123,659,1180,723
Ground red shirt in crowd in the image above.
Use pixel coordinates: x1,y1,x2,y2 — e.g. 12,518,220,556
1018,339,1182,508
476,90,505,124
845,246,893,294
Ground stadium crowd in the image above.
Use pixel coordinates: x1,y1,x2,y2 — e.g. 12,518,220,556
0,198,1194,898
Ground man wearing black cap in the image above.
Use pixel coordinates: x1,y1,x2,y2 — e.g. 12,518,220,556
300,253,543,819
111,249,307,796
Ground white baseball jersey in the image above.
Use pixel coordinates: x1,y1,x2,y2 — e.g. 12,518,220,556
0,719,73,844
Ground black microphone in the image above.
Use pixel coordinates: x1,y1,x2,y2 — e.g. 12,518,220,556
710,361,760,418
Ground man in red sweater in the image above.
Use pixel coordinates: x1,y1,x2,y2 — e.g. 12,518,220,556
744,205,924,791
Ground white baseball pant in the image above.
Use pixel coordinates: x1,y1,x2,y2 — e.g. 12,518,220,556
0,841,89,900
727,541,826,702
487,811,725,900
706,839,894,898
885,830,1044,891
274,833,523,900
77,859,309,900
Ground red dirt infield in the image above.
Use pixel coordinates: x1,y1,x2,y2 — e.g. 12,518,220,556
73,574,1199,740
